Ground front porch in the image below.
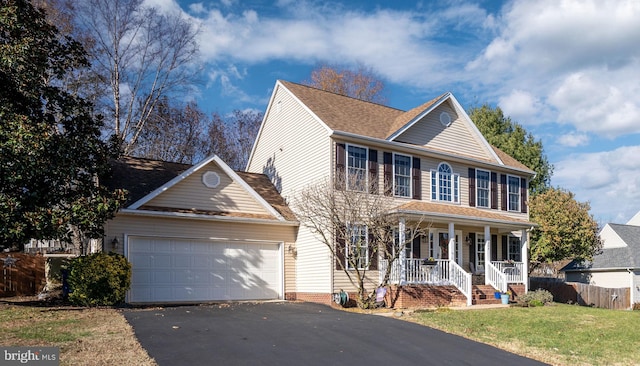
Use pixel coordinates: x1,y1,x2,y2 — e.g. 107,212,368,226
380,258,528,307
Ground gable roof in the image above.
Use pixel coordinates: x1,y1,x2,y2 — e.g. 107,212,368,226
278,80,534,175
104,156,296,222
563,223,640,271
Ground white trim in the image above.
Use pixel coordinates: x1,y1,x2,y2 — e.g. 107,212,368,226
387,93,450,140
506,174,521,212
431,162,460,204
128,154,286,221
118,208,299,226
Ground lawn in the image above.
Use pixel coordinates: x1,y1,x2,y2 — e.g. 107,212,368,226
408,304,639,366
0,301,156,366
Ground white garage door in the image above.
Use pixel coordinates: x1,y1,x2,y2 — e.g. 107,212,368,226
127,237,282,303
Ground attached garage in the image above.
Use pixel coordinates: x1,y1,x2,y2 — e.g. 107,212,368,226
103,155,298,304
127,237,282,303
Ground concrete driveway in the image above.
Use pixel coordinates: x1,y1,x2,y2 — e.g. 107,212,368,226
124,302,547,366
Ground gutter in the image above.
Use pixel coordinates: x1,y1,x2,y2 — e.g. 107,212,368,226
393,209,535,229
118,209,300,227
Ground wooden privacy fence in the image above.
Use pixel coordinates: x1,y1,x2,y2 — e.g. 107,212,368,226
1,253,46,297
531,277,630,310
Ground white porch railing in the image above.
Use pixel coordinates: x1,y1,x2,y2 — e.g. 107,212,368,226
379,259,471,306
448,261,472,306
486,262,507,293
494,261,525,284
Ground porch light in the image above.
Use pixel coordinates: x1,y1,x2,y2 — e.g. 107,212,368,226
465,236,472,246
111,237,119,249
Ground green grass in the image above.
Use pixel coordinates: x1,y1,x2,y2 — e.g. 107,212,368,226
409,304,639,366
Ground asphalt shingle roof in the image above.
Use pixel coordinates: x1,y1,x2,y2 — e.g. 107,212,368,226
563,223,640,271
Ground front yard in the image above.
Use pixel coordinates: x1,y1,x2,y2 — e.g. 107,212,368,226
0,300,155,366
408,304,639,366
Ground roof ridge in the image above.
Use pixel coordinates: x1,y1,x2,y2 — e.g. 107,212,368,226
279,79,404,112
123,155,193,167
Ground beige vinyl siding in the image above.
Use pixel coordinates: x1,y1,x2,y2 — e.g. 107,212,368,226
104,214,297,294
247,84,333,293
395,102,494,161
333,269,378,294
585,271,630,288
146,162,270,216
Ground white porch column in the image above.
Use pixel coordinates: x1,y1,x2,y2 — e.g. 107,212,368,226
448,222,455,263
521,228,529,292
399,218,406,285
484,225,491,286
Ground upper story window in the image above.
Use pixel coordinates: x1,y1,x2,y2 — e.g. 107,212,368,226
347,145,367,191
476,169,490,208
394,154,411,197
508,175,520,211
431,163,459,203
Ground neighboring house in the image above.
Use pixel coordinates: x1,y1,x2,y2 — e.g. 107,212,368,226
247,80,536,307
563,211,640,309
102,155,298,304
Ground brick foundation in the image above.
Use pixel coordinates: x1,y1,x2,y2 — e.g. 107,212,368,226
292,292,333,305
385,285,466,309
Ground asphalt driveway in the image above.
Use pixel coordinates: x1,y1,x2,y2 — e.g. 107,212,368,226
124,302,547,366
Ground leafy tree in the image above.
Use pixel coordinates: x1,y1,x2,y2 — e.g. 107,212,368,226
0,0,125,251
468,104,553,193
294,174,427,309
528,187,602,268
304,63,386,104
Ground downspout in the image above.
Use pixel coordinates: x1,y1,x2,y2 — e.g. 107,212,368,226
628,268,634,310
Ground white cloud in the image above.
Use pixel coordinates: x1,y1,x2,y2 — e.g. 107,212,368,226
188,3,206,14
553,145,640,223
498,90,541,122
556,132,589,148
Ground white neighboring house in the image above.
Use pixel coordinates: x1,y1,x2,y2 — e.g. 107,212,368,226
563,211,640,308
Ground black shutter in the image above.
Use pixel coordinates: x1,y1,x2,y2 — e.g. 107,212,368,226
491,172,498,209
500,174,507,211
520,177,528,213
468,168,476,207
502,235,508,260
412,157,421,200
412,236,421,258
383,152,393,196
469,233,476,265
368,149,378,194
335,226,346,270
335,143,346,190
491,234,498,261
368,231,377,270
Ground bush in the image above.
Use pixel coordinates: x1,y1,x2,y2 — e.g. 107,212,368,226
519,288,554,306
67,252,131,306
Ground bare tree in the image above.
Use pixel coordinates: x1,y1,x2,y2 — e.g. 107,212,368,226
304,63,387,104
76,0,199,154
294,174,426,309
133,98,208,164
205,110,263,171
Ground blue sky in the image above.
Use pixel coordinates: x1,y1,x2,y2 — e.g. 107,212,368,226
147,0,640,225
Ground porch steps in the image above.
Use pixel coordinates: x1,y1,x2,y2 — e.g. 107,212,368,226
472,285,502,305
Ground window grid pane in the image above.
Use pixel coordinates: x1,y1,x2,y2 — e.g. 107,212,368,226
508,236,521,261
476,234,485,268
348,224,368,270
347,146,367,191
477,170,490,207
438,164,452,201
394,155,411,197
508,176,520,211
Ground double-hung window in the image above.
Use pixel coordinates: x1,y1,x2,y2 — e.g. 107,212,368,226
347,224,368,270
476,169,490,208
431,163,459,203
347,145,367,191
507,175,520,211
508,236,521,261
394,154,411,197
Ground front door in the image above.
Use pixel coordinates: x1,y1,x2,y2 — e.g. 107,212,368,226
429,230,462,264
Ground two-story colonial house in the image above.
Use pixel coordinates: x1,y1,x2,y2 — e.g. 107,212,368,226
247,80,536,307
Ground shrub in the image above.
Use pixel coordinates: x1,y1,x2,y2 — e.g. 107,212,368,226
519,288,554,306
67,252,131,306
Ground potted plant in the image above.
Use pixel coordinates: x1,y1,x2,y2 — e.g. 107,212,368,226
422,257,437,265
500,291,511,305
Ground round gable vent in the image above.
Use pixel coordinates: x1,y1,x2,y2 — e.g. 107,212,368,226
202,171,221,188
440,112,452,127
